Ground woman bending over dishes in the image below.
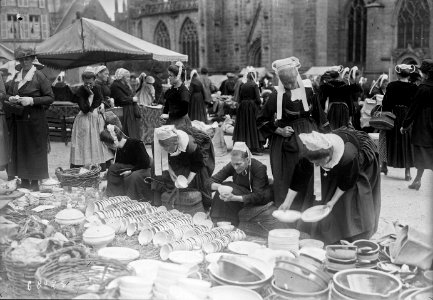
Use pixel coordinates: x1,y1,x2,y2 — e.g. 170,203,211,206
208,142,275,228
280,129,381,245
153,125,215,209
100,125,152,201
160,62,191,129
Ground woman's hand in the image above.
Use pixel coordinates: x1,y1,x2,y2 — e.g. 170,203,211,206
275,126,294,137
278,200,292,211
400,127,407,134
18,97,34,106
132,96,138,103
120,170,132,177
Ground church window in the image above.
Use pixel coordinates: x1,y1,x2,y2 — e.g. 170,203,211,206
154,21,171,50
180,18,199,68
347,0,367,64
397,0,430,48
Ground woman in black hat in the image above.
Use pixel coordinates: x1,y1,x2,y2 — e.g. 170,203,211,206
4,47,54,190
401,59,433,190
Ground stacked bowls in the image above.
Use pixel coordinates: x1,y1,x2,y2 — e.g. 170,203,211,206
272,256,330,299
208,254,272,290
118,276,153,300
325,245,357,273
332,269,402,299
167,278,211,300
268,229,300,251
153,263,189,299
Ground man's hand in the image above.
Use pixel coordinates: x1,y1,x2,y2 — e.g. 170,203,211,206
276,126,294,137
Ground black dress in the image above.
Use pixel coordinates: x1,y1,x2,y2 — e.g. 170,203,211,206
188,78,207,122
348,83,364,130
163,83,191,129
208,158,272,226
257,89,329,209
110,80,141,139
233,81,261,150
152,127,215,208
382,81,417,168
106,138,152,201
313,128,381,245
94,79,112,108
402,79,433,170
319,80,354,129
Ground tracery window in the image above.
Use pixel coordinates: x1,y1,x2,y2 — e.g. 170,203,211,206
180,18,199,68
397,0,430,48
347,0,367,64
154,21,171,50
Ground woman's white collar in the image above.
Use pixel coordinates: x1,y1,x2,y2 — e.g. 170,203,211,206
322,134,344,170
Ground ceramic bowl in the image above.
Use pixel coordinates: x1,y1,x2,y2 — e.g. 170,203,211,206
218,185,233,196
333,269,402,300
352,239,379,261
82,225,115,249
97,247,140,264
272,210,302,223
271,279,329,300
55,207,85,225
326,245,357,260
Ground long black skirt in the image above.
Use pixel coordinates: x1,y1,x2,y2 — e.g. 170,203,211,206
233,100,260,150
269,117,316,209
328,102,350,130
386,105,414,168
311,153,381,245
413,145,433,170
122,105,141,140
189,93,207,123
106,163,153,201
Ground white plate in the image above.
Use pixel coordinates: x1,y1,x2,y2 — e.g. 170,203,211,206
169,250,203,265
301,205,331,222
227,241,263,255
97,247,139,262
272,210,302,223
209,286,263,300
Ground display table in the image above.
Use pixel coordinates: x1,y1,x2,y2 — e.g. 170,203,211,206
139,105,163,144
48,101,80,118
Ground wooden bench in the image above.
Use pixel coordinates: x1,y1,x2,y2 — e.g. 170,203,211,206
47,112,74,145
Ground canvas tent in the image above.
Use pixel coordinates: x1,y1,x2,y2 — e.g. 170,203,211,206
36,18,188,70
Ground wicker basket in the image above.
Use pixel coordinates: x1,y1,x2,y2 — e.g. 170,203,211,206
55,165,101,188
4,244,87,299
35,256,132,299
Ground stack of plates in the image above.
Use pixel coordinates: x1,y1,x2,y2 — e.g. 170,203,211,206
128,259,161,280
167,278,211,300
97,247,140,264
153,263,189,299
268,229,300,252
118,276,153,300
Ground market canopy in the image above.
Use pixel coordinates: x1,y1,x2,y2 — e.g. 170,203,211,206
36,18,188,70
0,44,14,61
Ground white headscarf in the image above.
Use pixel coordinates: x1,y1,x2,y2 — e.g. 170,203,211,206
272,56,309,118
369,74,388,95
94,65,107,74
153,125,189,175
232,142,252,165
115,68,130,80
349,66,358,83
395,64,416,74
242,66,257,84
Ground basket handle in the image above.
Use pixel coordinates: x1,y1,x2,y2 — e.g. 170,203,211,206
47,244,88,261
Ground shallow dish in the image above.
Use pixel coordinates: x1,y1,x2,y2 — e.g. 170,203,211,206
228,241,263,255
301,205,330,222
97,247,140,263
169,250,203,265
326,245,357,260
272,210,302,223
206,252,225,264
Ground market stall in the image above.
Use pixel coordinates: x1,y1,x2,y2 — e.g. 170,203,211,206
0,176,432,300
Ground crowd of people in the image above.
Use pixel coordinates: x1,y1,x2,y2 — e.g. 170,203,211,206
0,46,432,245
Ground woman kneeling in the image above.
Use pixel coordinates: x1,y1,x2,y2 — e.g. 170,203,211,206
208,142,275,227
100,125,152,201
